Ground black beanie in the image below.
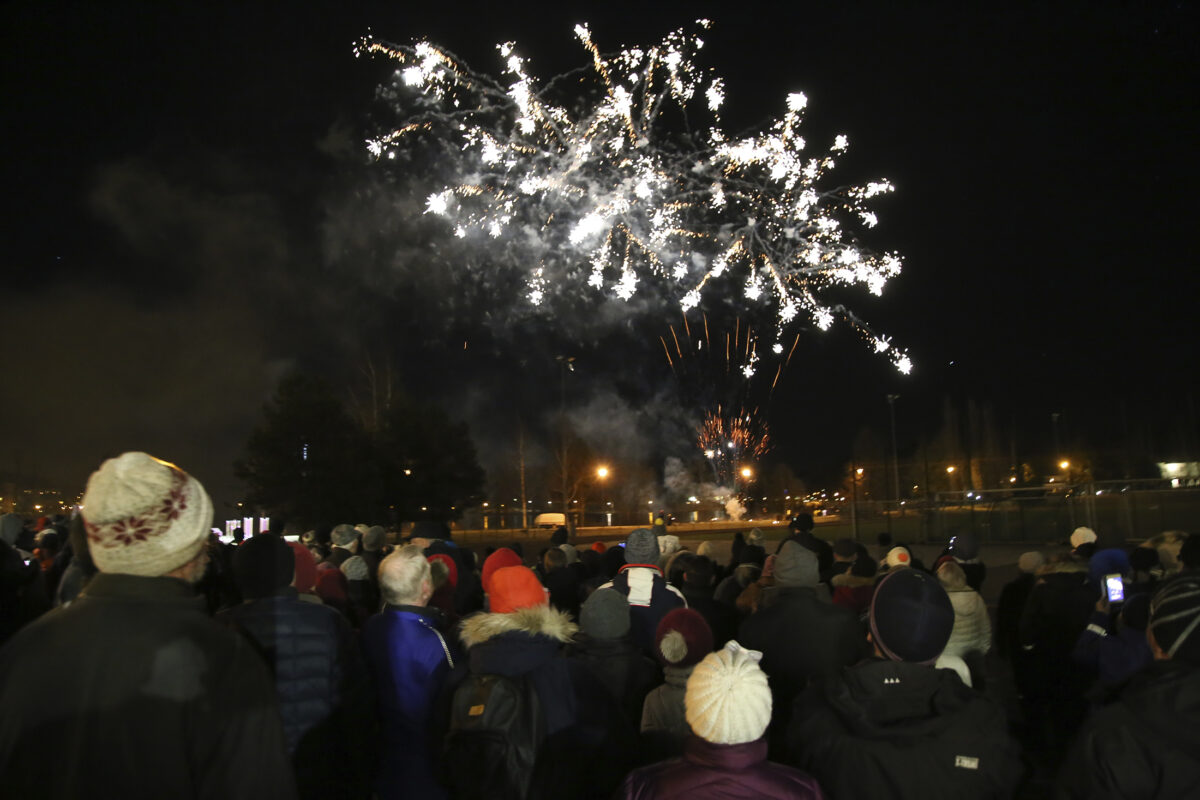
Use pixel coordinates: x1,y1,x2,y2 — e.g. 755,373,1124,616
869,568,954,664
233,534,295,599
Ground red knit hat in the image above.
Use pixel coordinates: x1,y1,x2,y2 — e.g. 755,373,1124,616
590,541,607,553
428,552,459,588
488,566,547,613
288,542,318,593
482,547,523,593
655,607,714,667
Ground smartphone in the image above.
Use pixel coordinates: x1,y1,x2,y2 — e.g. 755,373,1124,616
1104,574,1125,604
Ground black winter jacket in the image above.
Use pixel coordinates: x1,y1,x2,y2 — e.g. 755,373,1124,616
0,573,296,800
788,659,1023,800
1057,661,1200,799
219,588,374,799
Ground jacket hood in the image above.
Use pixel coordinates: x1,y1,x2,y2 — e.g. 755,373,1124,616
827,659,981,735
459,604,578,649
831,572,875,589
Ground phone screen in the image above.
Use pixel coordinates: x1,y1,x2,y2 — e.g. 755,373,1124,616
1105,574,1125,604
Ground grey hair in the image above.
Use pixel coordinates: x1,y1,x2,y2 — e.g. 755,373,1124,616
379,545,431,606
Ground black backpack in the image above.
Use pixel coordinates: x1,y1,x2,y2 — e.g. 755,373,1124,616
443,672,546,800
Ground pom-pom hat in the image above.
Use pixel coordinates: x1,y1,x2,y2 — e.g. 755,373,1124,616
655,608,713,668
81,452,213,577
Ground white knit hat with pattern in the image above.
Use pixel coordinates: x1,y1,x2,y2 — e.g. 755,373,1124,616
81,452,213,577
685,641,772,745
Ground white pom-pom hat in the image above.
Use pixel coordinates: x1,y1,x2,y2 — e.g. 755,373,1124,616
685,641,772,745
82,452,213,577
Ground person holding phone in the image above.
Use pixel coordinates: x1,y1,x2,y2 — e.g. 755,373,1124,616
1071,549,1152,699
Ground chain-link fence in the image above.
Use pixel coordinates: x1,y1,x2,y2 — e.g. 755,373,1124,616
836,480,1198,547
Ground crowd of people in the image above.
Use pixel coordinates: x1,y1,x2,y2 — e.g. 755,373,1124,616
1,451,1199,799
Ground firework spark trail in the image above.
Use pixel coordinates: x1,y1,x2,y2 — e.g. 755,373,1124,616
357,20,912,374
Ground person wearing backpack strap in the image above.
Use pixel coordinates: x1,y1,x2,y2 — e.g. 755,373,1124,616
450,565,634,800
362,545,460,800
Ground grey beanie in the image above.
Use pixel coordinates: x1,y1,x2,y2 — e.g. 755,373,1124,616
341,555,369,581
774,541,819,588
581,587,630,640
362,526,386,551
625,528,660,565
331,524,358,547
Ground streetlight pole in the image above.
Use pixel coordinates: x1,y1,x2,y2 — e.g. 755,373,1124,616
596,465,610,526
887,394,901,510
556,355,574,527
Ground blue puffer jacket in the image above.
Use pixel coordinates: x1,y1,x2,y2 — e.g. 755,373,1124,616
219,588,373,799
362,604,459,800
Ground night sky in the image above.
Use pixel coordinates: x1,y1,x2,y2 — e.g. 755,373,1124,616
3,0,1197,512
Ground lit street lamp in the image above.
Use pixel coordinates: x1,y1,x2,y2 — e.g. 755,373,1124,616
596,465,610,525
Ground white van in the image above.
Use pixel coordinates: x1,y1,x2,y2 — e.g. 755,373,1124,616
533,513,567,529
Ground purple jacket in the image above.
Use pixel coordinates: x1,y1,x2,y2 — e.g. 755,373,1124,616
618,735,825,800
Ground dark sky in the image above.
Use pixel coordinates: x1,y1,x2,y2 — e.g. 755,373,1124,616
3,0,1198,512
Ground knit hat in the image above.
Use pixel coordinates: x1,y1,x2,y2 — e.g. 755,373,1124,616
1017,551,1045,574
696,541,714,559
330,524,358,547
655,608,713,668
590,541,607,553
685,641,772,745
80,452,213,577
947,530,980,561
233,533,294,598
315,568,348,603
559,543,580,565
341,554,370,581
488,565,547,613
885,546,912,569
481,547,523,593
832,538,858,558
428,552,458,588
625,528,659,565
1149,574,1200,665
659,534,681,558
0,514,24,546
1088,548,1131,587
288,541,318,592
869,568,955,665
774,540,819,588
362,525,386,551
746,528,765,547
580,587,630,640
1070,527,1097,549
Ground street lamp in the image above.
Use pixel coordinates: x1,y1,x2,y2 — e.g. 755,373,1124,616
596,465,610,525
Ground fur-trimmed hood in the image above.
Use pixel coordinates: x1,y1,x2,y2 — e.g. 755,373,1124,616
1037,557,1089,576
459,604,578,649
831,572,876,589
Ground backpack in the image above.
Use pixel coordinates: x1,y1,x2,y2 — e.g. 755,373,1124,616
443,672,546,800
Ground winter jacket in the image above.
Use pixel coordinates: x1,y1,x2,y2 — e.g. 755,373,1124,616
619,735,825,800
219,588,373,800
458,605,635,799
830,572,875,617
943,586,992,658
0,573,296,799
362,604,459,800
738,585,866,754
567,634,659,728
995,572,1035,660
1018,560,1096,701
1070,610,1152,693
1057,661,1200,799
788,658,1023,800
640,664,694,761
600,565,686,656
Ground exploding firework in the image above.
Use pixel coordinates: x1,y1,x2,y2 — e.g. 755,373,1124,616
357,19,912,374
698,404,770,487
